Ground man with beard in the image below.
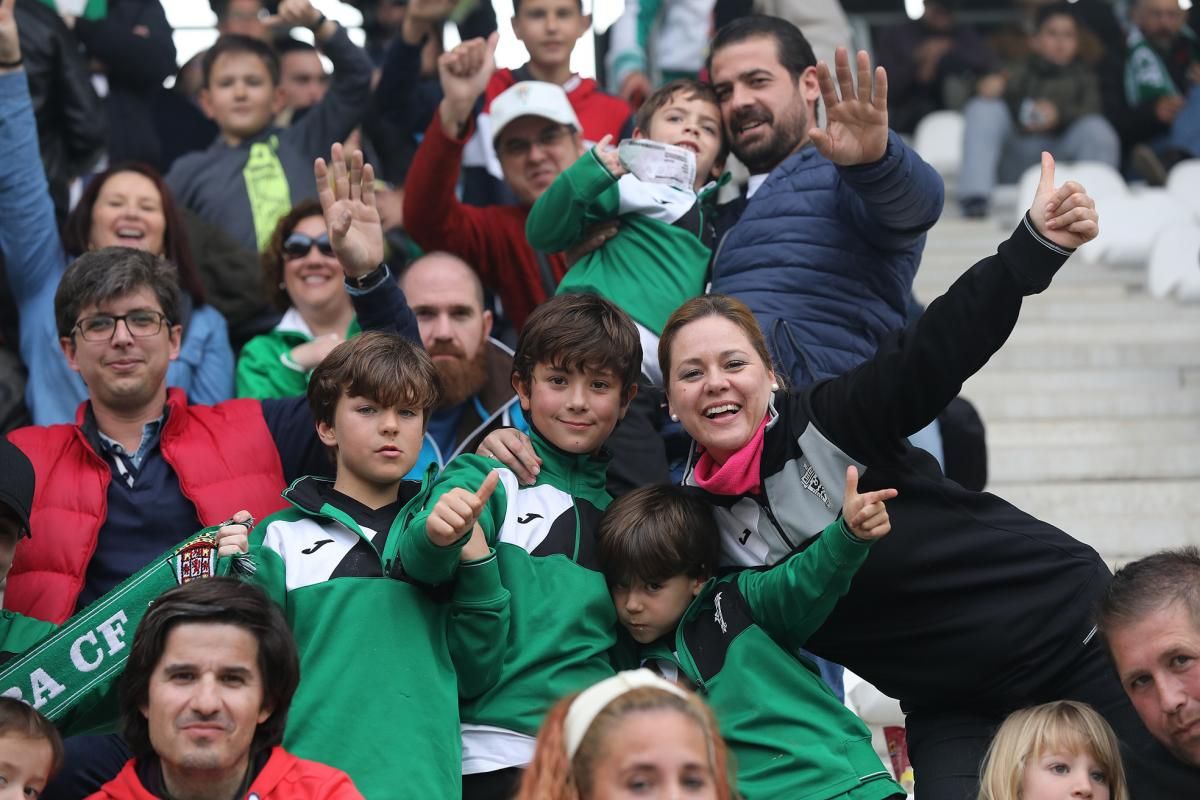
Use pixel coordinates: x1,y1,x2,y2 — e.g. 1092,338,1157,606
399,252,528,479
707,15,944,390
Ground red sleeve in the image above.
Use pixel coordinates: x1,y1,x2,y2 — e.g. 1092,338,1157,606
403,117,495,273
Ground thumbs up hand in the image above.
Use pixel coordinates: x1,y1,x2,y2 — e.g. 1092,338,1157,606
1029,152,1099,251
426,470,501,547
841,466,897,542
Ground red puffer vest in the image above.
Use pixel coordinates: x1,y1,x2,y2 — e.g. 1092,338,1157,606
6,389,289,623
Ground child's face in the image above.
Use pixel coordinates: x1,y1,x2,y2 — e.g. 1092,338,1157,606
639,93,725,187
200,52,283,143
511,0,589,71
585,708,719,799
1020,749,1111,800
611,575,705,644
0,733,54,800
317,394,425,498
514,363,634,455
1032,15,1079,66
0,528,17,605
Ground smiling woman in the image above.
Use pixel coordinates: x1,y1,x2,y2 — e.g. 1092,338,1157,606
235,200,358,400
0,139,235,424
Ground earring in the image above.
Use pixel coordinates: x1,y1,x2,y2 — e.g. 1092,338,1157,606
278,281,286,290
770,382,779,391
670,413,679,422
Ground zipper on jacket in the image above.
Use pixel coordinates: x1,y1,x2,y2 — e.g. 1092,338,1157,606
756,495,797,551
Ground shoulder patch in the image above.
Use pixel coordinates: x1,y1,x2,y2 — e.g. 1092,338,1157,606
683,580,754,682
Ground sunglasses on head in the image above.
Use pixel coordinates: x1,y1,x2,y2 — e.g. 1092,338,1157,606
283,232,334,259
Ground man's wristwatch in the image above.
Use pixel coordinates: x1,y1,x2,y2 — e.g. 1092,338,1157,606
344,263,389,291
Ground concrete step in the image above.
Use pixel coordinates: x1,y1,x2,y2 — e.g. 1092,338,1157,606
964,367,1187,394
988,480,1200,560
989,440,1200,483
984,340,1200,369
969,388,1200,419
985,418,1200,446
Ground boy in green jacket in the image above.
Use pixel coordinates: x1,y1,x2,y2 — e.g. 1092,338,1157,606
398,294,642,798
596,476,907,800
246,332,508,797
525,79,726,386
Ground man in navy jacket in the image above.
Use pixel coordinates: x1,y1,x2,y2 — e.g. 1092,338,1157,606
708,15,944,388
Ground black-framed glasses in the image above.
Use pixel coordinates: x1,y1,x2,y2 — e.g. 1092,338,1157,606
73,311,169,342
497,125,572,160
283,232,334,260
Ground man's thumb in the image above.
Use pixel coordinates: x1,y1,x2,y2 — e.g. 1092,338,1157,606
486,31,500,57
1036,151,1056,197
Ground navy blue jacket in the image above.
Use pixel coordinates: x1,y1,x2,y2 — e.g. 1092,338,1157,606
712,131,943,387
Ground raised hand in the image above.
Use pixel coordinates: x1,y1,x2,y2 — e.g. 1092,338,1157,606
1029,152,1099,251
426,471,501,547
0,0,21,69
215,510,255,557
261,0,323,30
809,47,889,166
841,466,897,541
593,135,628,179
438,32,500,134
314,143,383,279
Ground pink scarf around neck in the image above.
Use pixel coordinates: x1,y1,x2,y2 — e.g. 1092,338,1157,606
692,413,769,496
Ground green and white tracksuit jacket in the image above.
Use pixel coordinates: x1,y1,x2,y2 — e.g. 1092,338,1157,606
526,148,723,384
633,521,905,800
399,431,618,774
248,471,508,798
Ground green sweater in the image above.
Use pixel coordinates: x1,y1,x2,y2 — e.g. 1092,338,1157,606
635,522,904,800
400,432,618,748
236,309,360,399
248,472,506,797
526,148,720,336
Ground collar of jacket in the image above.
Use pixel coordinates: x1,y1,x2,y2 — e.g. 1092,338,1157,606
529,425,611,501
280,463,437,531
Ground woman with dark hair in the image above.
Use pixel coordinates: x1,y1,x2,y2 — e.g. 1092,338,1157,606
235,200,356,399
1,151,235,424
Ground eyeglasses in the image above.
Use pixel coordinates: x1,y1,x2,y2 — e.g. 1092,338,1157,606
497,125,572,160
283,232,334,260
73,310,169,342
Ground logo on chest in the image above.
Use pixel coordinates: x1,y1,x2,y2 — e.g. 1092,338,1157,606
801,463,832,510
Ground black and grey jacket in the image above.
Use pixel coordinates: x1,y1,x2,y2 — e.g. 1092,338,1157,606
687,217,1110,711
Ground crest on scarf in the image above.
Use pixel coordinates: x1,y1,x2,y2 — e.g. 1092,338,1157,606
171,532,218,585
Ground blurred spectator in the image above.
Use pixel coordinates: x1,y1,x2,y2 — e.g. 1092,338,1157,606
167,5,373,255
874,0,998,134
1124,0,1200,184
14,0,105,221
236,200,355,399
713,0,849,75
404,36,584,330
276,36,327,119
215,0,269,41
605,0,714,108
69,0,178,169
959,3,1119,217
150,49,219,172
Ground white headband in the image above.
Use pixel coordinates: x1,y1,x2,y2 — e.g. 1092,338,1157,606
563,669,691,759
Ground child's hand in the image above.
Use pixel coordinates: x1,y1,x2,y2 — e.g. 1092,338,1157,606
841,466,897,541
426,471,500,547
1029,152,1099,250
594,135,628,179
477,430,541,485
215,510,255,557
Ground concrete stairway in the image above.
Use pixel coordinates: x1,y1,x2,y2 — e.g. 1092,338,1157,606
911,215,1200,566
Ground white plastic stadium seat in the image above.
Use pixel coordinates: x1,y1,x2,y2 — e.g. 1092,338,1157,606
913,110,964,179
1165,160,1200,222
1147,221,1200,302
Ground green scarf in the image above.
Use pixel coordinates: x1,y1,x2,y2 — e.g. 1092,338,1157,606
0,526,242,734
244,135,292,252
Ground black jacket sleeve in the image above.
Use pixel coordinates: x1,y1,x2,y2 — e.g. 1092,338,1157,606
805,215,1073,464
73,0,177,91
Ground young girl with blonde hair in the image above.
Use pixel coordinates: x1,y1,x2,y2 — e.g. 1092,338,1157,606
516,670,736,800
978,700,1129,800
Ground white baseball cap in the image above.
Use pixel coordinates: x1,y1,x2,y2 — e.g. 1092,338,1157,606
490,81,582,149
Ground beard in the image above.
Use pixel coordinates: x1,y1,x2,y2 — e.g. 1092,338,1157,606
728,101,809,175
431,342,489,409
